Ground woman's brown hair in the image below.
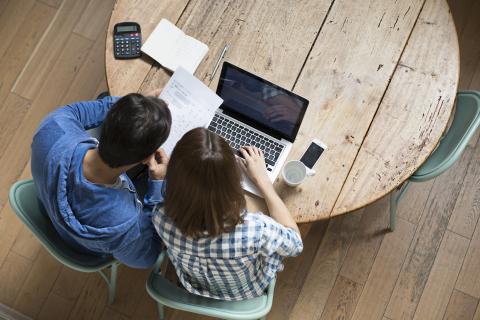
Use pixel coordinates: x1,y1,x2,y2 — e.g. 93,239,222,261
164,127,246,238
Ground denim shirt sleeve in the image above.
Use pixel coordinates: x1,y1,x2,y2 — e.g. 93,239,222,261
111,211,162,268
111,179,165,268
144,179,165,206
50,96,120,130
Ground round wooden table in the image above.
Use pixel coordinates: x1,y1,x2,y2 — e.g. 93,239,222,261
106,0,459,223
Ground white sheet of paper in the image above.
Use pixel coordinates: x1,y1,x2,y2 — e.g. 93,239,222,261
141,19,208,73
159,67,223,155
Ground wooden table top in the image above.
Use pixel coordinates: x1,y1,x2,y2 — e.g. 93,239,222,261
106,0,459,223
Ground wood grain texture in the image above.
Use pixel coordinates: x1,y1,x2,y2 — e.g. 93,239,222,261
0,0,36,60
37,292,75,320
412,231,470,320
289,212,361,319
73,0,116,41
0,94,31,159
12,0,91,100
385,139,476,320
68,274,108,320
37,0,64,9
138,0,333,93
105,0,190,95
13,250,62,318
51,267,89,302
62,24,109,105
456,196,480,298
442,290,478,320
339,197,389,284
396,179,434,224
0,1,56,106
0,163,31,267
319,275,363,320
0,252,32,307
0,33,93,208
334,0,459,215
447,140,480,238
290,0,425,220
107,0,458,223
268,221,329,320
455,0,480,89
351,218,416,320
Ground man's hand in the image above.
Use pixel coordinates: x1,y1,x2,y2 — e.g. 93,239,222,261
144,148,169,180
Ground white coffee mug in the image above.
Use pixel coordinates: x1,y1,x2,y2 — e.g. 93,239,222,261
282,160,308,187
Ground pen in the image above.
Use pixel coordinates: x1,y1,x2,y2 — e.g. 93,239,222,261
210,44,229,80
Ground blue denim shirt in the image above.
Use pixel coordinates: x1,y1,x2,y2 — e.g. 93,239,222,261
31,96,163,268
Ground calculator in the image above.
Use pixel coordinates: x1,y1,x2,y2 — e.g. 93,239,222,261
113,22,142,59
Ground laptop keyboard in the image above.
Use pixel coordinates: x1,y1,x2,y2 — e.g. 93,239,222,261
208,113,285,170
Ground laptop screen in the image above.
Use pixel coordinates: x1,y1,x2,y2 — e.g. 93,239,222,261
216,62,308,142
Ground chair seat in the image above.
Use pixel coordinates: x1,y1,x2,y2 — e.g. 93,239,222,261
9,180,115,272
146,272,274,320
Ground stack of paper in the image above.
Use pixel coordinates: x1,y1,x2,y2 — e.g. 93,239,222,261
141,19,208,74
159,67,223,155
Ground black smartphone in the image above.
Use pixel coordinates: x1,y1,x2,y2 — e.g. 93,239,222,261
300,139,327,169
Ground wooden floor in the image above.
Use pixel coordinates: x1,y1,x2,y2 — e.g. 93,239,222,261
0,0,479,319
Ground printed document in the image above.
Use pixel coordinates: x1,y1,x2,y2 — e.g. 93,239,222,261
159,67,223,155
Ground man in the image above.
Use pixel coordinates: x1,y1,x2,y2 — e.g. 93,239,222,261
31,91,171,268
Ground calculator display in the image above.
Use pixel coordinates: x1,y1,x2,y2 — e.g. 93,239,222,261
117,25,138,33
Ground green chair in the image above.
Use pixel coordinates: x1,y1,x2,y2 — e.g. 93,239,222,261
8,179,119,304
390,91,480,231
146,251,276,320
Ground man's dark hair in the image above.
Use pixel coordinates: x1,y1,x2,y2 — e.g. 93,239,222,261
99,93,171,168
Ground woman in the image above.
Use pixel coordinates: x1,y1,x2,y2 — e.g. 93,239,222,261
152,127,303,301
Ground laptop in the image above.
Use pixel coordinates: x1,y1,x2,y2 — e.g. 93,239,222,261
208,62,308,197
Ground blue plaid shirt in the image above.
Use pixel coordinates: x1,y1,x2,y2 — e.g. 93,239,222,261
152,207,303,300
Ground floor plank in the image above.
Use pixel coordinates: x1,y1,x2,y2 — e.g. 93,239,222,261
289,212,362,319
13,250,63,318
447,140,480,238
442,289,478,320
0,0,36,60
456,200,480,298
0,1,56,107
385,138,477,320
73,0,116,41
0,1,478,319
339,197,390,284
351,218,416,320
0,252,32,307
319,275,363,320
396,179,435,225
268,220,329,320
412,231,470,320
0,33,94,208
12,0,91,100
68,274,108,320
37,292,75,320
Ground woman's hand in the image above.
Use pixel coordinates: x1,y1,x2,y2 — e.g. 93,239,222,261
238,146,272,191
144,148,169,180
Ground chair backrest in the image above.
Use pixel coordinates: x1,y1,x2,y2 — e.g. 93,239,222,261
412,91,480,181
146,252,275,319
8,179,114,271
